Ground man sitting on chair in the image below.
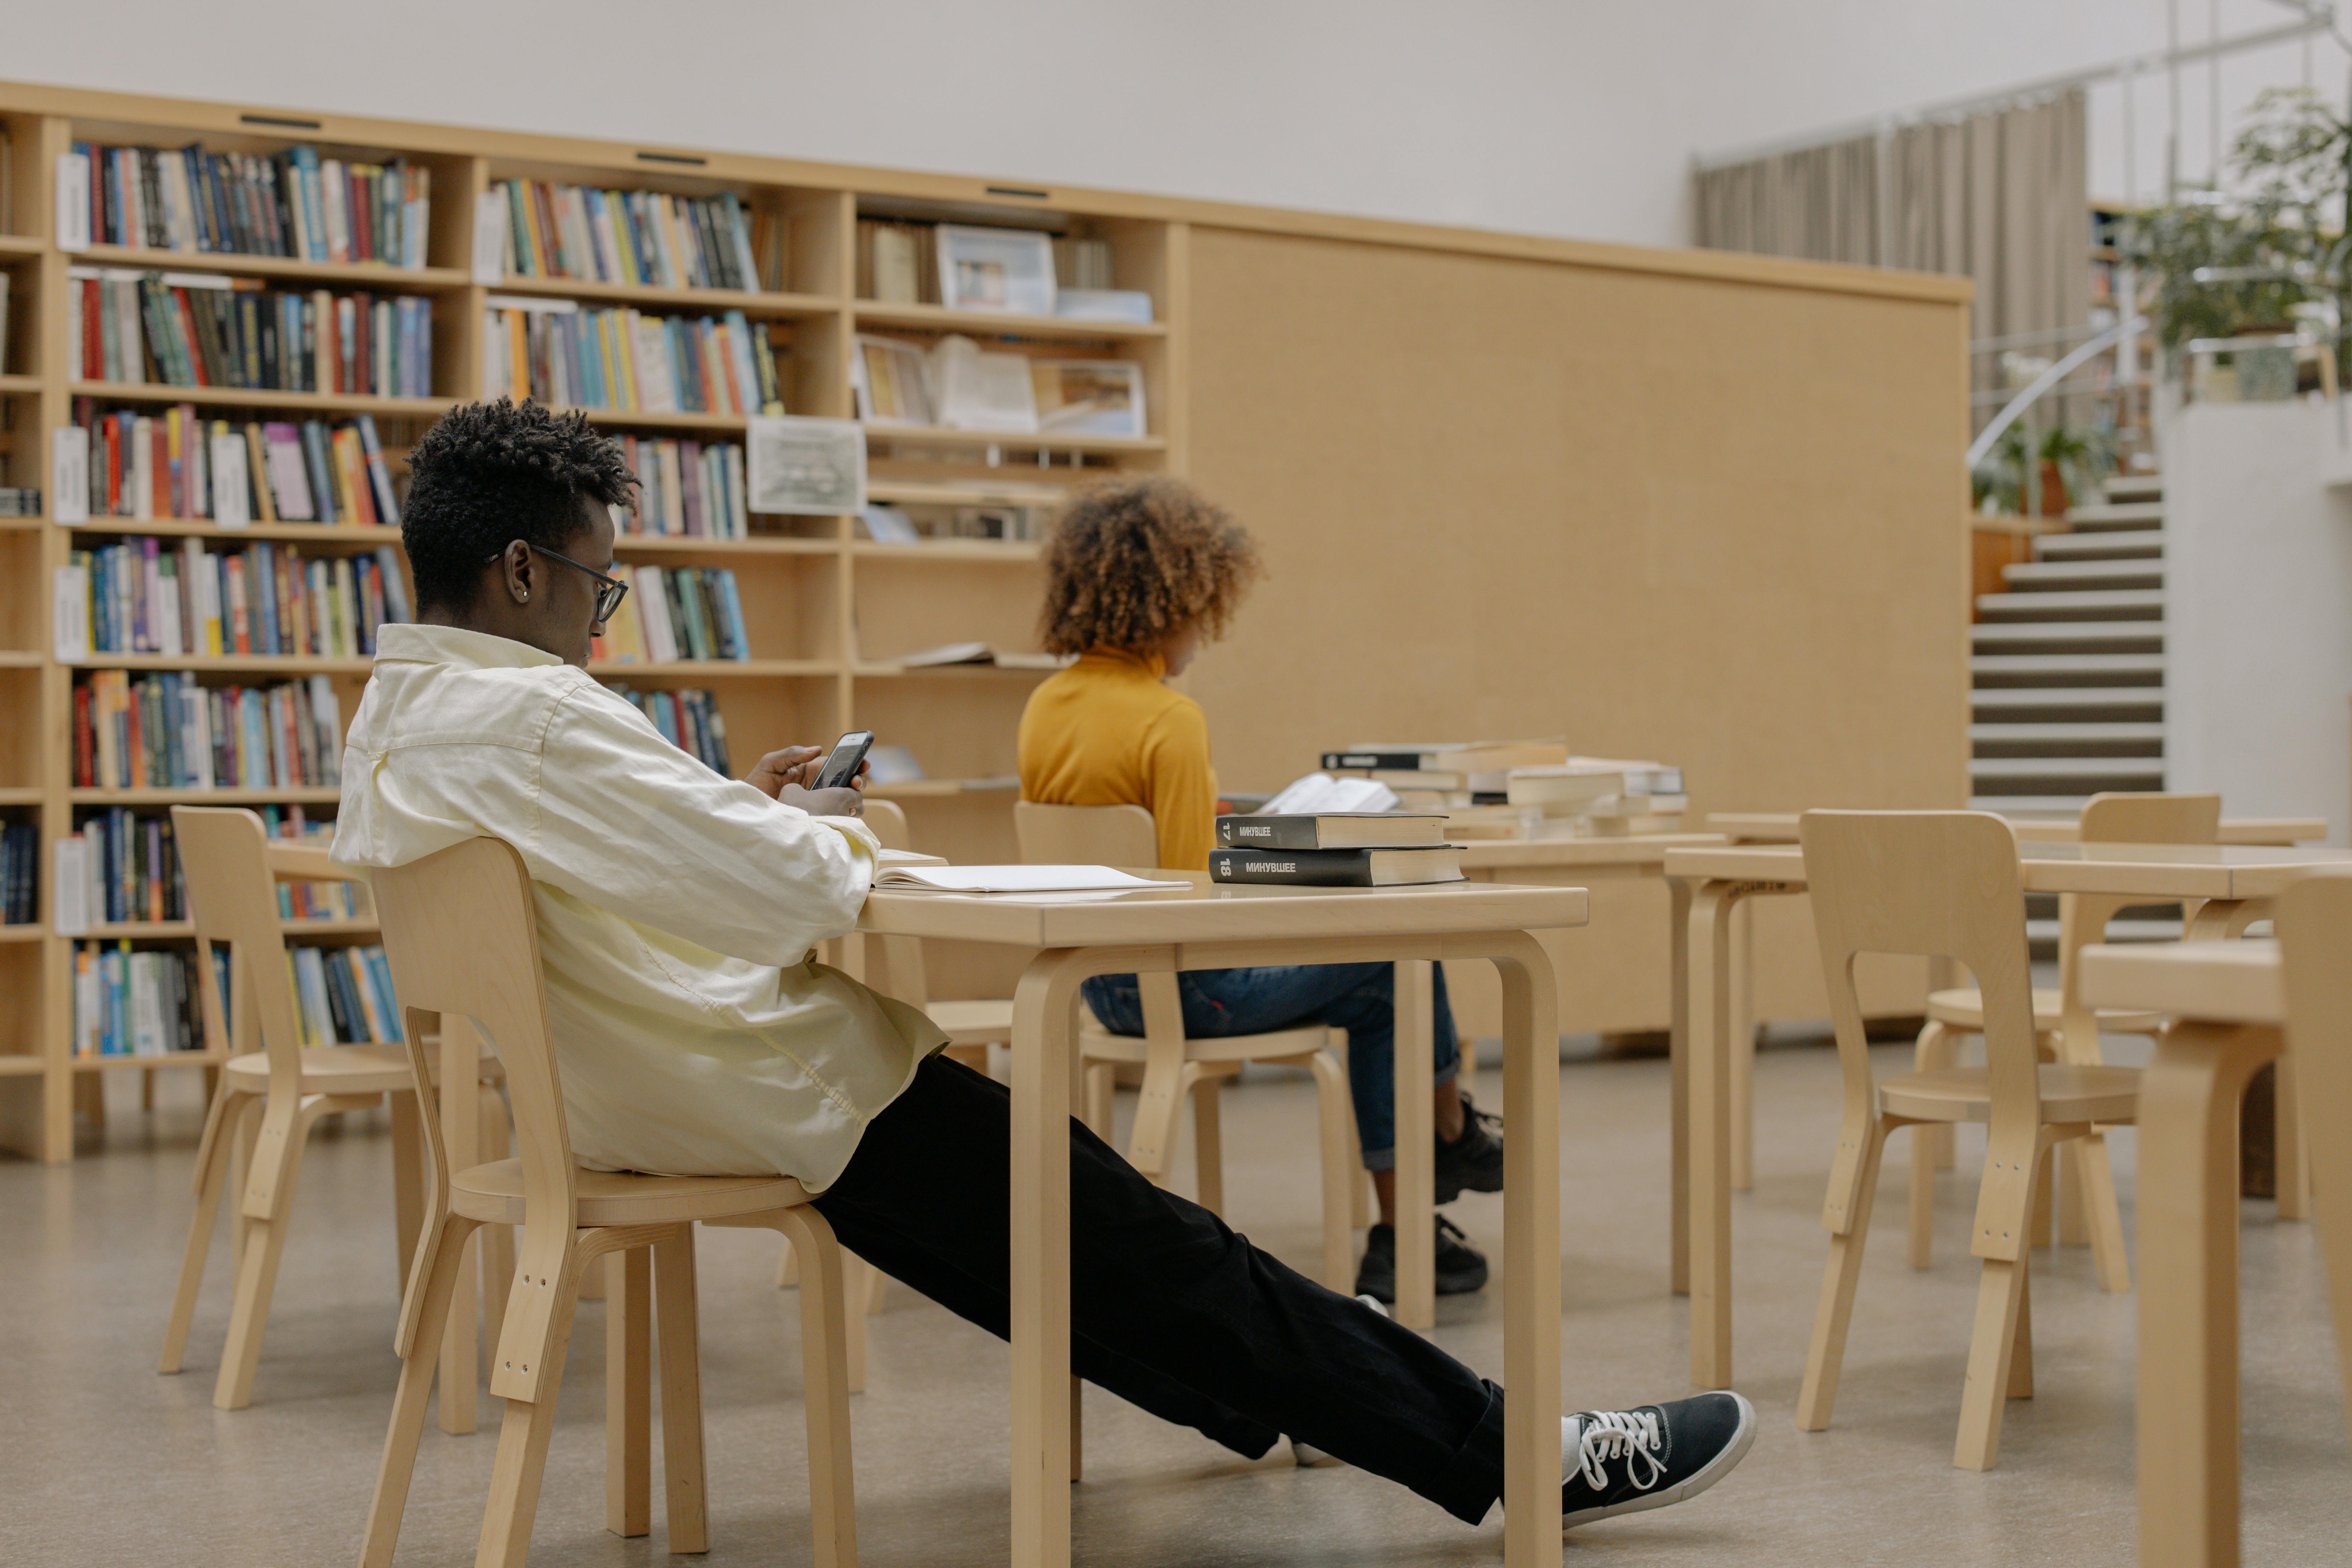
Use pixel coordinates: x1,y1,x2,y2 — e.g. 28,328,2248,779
330,399,1755,1537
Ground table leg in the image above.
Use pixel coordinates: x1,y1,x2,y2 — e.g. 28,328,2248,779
438,1015,482,1437
1729,899,1756,1194
1687,883,1740,1388
1668,876,1691,1298
2136,1018,2280,1568
1492,930,1563,1566
1009,949,1098,1568
1393,960,1437,1331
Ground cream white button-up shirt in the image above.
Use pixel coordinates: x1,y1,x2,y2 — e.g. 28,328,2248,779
330,623,943,1190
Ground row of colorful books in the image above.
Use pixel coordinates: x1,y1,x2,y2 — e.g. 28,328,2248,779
612,436,750,539
58,537,412,659
72,939,401,1057
73,671,345,794
70,269,435,398
69,403,402,526
67,141,429,268
53,810,360,934
491,179,766,294
481,302,783,416
610,687,732,775
1,821,37,925
592,565,751,664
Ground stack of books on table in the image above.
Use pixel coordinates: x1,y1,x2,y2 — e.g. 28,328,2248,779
1208,771,1462,886
1320,739,1570,810
1489,758,1688,839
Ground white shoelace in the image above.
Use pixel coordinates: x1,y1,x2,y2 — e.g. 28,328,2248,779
1572,1408,1665,1492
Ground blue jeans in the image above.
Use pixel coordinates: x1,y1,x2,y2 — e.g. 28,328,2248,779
1082,963,1459,1173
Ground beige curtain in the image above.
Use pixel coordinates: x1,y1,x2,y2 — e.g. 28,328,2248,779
1696,91,2090,416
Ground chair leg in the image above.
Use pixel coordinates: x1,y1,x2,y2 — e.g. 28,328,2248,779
2069,1132,2133,1292
2007,1257,2034,1400
388,1090,426,1297
1913,1022,1959,1170
775,1208,858,1568
1954,1255,2032,1470
2030,1145,2055,1249
360,1216,481,1568
842,1253,870,1395
213,1098,325,1411
160,1086,245,1375
1084,1063,1115,1141
1797,1114,1891,1432
1339,1040,1374,1228
861,1250,889,1316
652,1227,710,1555
1190,1074,1224,1216
777,1236,799,1289
1124,1037,1188,1184
606,1248,653,1539
477,1090,515,1356
2275,1052,2311,1221
1908,1118,1940,1270
1307,1049,1358,1291
227,1093,261,1275
474,1351,576,1568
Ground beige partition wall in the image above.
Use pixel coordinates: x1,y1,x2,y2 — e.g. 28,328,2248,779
1179,227,1973,1032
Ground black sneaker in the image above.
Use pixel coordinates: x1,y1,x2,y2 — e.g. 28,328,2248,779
1433,1090,1505,1203
1353,1216,1490,1303
1560,1391,1756,1532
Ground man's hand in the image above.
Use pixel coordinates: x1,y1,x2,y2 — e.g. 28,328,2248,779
744,745,825,800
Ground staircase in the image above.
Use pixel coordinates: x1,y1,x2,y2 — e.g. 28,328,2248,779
1970,473,2179,952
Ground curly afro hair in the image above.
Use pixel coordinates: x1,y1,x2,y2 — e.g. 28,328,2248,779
401,399,636,611
1038,477,1260,658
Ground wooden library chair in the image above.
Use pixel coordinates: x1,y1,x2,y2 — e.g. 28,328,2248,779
1911,791,2218,1287
1795,810,2142,1470
363,834,857,1568
2275,873,2352,1429
1013,801,1366,1289
158,805,513,1414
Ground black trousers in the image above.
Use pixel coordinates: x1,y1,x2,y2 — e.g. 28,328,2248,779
814,1054,1509,1525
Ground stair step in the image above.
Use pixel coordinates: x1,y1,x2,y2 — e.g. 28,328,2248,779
1972,622,2163,653
2103,473,2165,502
1972,758,2167,792
1970,721,2164,756
1970,652,2165,686
1971,687,2164,720
2002,558,2163,591
2037,528,2165,561
1975,588,2164,621
2062,500,2165,529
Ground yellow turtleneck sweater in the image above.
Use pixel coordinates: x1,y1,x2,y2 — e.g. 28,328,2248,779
1016,647,1218,871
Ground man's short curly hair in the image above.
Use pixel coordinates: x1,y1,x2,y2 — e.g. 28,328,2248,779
401,400,637,611
1038,477,1260,657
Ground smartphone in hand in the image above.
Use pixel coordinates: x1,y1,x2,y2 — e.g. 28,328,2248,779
813,730,875,790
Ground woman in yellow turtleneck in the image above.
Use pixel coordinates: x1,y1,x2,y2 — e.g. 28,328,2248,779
1016,477,1502,1303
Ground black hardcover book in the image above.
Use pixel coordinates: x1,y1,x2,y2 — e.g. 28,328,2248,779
1215,813,1447,851
1319,750,1430,772
1207,846,1464,887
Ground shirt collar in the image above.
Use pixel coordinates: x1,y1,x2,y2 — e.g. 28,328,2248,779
372,622,567,672
1075,646,1169,679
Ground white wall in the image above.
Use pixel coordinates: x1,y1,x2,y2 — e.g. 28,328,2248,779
8,2,2349,250
2165,398,2352,844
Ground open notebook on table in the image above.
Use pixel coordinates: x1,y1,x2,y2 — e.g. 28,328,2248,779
871,864,1187,895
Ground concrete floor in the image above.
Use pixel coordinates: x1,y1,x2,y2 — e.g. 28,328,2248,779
2,1035,2343,1567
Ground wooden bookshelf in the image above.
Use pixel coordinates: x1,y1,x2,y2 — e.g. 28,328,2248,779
0,81,1177,1159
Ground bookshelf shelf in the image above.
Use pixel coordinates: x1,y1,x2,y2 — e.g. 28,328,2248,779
63,518,401,545
487,274,840,320
2,80,1186,1161
853,303,1165,342
861,424,1164,456
69,787,346,806
588,658,835,679
853,540,1042,563
69,245,468,291
69,381,455,419
65,655,377,674
72,1051,224,1072
614,532,839,557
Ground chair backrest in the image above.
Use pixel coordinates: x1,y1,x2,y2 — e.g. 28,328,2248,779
848,799,927,1007
2277,870,2352,1421
860,797,910,851
2078,791,2222,845
1799,810,2041,1259
1015,801,1158,867
173,805,356,1082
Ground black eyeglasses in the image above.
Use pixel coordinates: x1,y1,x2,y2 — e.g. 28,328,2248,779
486,541,630,623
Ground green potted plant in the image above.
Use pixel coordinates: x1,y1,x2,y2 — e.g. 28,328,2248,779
1971,423,2115,517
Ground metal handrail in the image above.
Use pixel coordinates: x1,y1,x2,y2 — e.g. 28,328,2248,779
1965,315,2150,470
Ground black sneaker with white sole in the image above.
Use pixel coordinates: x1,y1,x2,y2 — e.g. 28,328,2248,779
1560,1391,1755,1532
1432,1090,1505,1204
1353,1216,1489,1303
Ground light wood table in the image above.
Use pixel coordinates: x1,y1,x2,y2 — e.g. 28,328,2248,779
2078,940,2295,1568
1659,839,2352,1390
1707,812,2328,847
857,873,1589,1568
